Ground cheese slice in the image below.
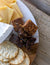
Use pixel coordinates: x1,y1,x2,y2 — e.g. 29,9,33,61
2,0,16,4
0,6,8,23
3,0,16,4
4,3,23,21
0,0,23,21
0,0,16,7
8,7,14,23
0,0,5,7
10,3,23,21
0,22,13,44
11,10,21,21
0,6,13,24
11,3,23,17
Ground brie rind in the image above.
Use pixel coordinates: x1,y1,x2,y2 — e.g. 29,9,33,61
0,22,13,44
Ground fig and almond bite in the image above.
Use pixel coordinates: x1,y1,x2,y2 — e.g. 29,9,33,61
23,20,38,36
12,18,24,25
9,34,24,48
9,33,36,51
10,19,37,51
12,18,24,32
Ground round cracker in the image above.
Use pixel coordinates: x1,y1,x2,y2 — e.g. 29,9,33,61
0,61,9,65
10,48,25,65
18,53,30,65
0,41,19,59
0,55,9,63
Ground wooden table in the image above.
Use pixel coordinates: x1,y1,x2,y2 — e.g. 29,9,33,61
21,0,50,65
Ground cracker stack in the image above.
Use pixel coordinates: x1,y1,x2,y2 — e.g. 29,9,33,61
0,40,30,65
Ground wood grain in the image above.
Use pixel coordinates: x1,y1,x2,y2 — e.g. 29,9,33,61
21,0,50,65
24,0,50,15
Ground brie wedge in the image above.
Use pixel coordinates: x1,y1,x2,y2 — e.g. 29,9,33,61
0,22,13,44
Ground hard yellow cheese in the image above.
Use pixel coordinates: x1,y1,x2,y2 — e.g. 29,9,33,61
0,0,5,7
11,3,23,21
2,0,16,4
0,0,23,22
0,0,23,21
0,6,13,24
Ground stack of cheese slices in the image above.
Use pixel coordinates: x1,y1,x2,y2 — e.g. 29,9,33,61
0,40,30,65
0,0,23,24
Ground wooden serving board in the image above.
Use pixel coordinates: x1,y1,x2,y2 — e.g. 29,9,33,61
22,43,38,64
